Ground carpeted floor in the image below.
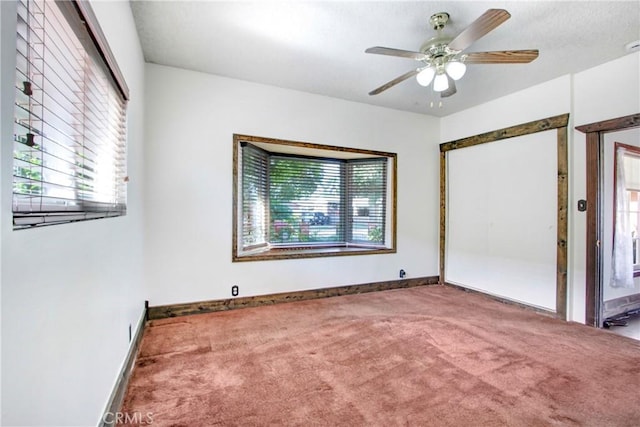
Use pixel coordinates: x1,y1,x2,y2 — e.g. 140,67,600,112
121,285,640,426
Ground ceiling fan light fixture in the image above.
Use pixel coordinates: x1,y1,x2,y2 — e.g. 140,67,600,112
433,72,449,92
445,61,466,80
416,67,436,86
365,9,537,98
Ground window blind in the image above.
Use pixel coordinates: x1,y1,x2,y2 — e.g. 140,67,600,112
269,155,345,245
13,0,128,228
347,158,387,244
241,143,269,250
240,142,390,250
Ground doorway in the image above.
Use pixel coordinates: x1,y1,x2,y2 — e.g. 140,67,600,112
577,113,640,327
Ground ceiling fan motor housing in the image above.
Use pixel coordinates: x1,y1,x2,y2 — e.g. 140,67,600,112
422,13,459,67
420,36,456,63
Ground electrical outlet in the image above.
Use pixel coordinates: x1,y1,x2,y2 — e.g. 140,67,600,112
232,285,239,297
399,269,406,278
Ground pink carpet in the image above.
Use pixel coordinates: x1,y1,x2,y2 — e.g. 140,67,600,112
122,285,640,426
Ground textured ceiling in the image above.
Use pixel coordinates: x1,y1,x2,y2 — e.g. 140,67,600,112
129,1,640,117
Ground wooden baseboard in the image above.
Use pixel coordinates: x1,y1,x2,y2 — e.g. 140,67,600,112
100,303,147,427
444,282,557,318
148,276,439,320
603,293,640,319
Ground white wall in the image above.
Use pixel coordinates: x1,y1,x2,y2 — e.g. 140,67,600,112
144,63,439,305
441,76,571,312
1,1,146,426
441,75,572,141
573,52,640,126
446,130,558,310
441,52,640,323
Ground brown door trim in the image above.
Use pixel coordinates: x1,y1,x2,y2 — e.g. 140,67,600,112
576,113,640,326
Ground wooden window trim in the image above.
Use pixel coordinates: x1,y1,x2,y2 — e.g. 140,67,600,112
74,0,129,100
232,134,397,262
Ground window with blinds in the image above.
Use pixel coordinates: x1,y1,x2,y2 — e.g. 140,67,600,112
347,159,387,244
234,135,396,261
13,0,129,228
241,143,268,250
269,154,345,245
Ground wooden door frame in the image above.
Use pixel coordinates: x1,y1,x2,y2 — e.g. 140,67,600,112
439,114,569,320
576,113,640,327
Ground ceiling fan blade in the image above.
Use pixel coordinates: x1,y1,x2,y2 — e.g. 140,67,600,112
365,46,427,61
441,76,457,98
448,9,511,52
369,69,420,95
463,50,539,64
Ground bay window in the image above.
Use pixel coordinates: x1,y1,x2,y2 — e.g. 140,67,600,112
233,135,396,261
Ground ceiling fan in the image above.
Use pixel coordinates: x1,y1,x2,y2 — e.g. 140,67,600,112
365,9,539,98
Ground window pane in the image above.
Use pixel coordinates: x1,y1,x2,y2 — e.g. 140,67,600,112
348,159,387,244
13,0,127,228
622,152,640,266
269,156,344,244
624,154,640,191
241,145,268,249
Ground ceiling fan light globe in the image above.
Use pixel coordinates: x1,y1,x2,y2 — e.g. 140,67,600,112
445,61,466,80
433,73,449,92
416,67,435,86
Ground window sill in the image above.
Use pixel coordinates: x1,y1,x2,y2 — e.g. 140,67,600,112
233,245,395,262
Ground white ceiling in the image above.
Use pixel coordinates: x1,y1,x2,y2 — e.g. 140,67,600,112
129,1,640,117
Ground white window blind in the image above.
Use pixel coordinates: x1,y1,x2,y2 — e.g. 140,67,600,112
241,143,269,250
347,159,387,244
269,154,345,245
13,0,129,228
